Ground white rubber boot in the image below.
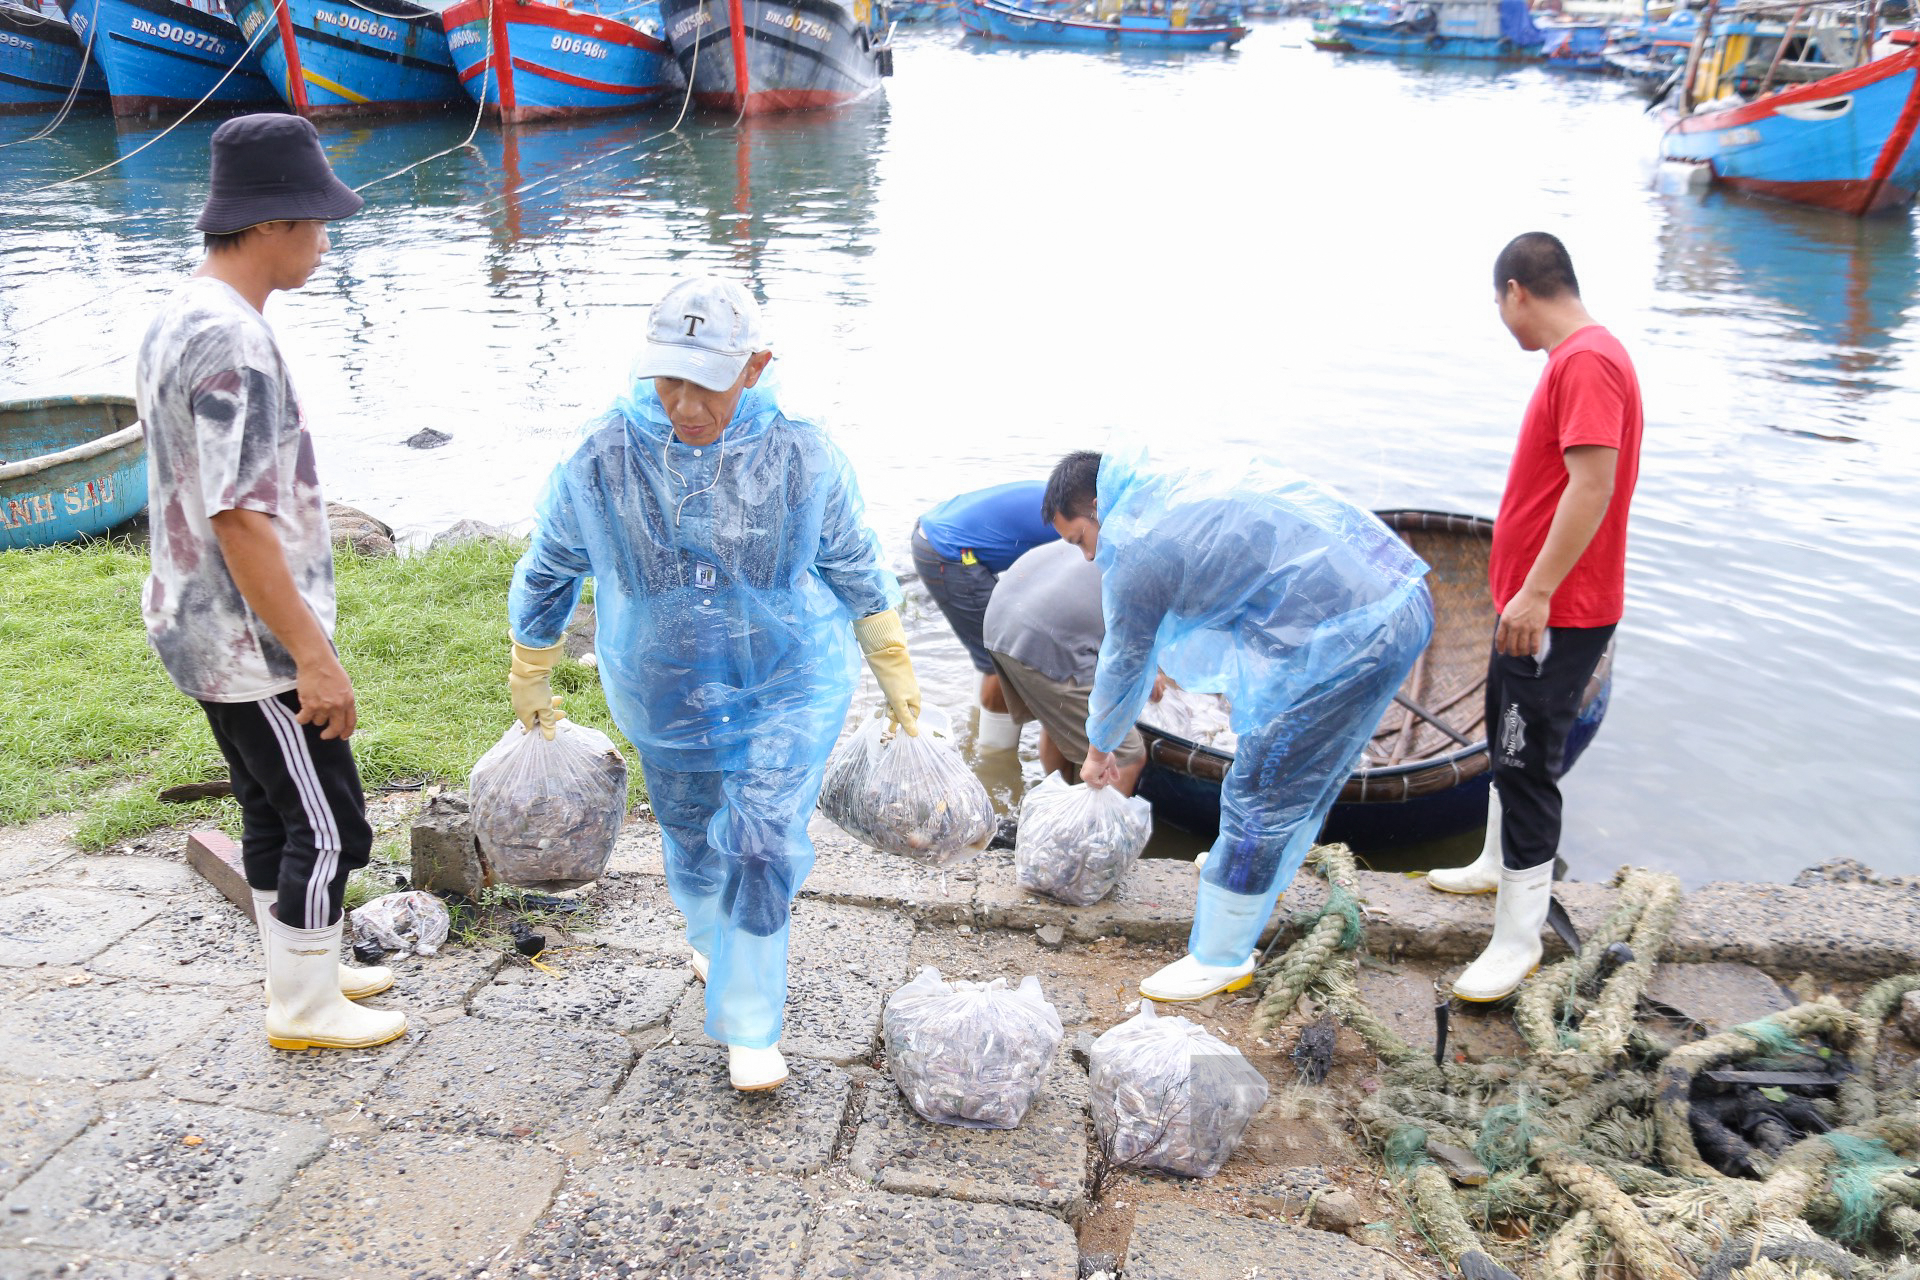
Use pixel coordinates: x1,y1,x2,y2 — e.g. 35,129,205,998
253,889,392,1000
689,949,710,983
262,908,408,1051
1140,953,1256,1002
1451,860,1554,1003
976,708,1020,751
729,1043,788,1091
1427,786,1503,895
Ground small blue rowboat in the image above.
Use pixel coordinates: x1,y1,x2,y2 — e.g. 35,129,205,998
1661,33,1920,216
439,0,675,123
223,0,463,117
1133,511,1614,855
0,396,147,550
57,0,276,117
0,0,108,112
1328,0,1545,60
969,0,1247,49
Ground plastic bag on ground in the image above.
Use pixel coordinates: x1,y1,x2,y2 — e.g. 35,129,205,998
818,706,995,866
349,890,450,957
1089,1000,1270,1177
883,965,1064,1130
469,719,628,890
1015,773,1153,906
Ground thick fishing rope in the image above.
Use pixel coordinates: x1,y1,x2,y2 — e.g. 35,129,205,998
26,0,286,192
350,0,494,193
1247,843,1920,1278
0,0,101,151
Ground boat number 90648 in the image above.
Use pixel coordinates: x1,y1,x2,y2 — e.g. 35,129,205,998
130,16,231,52
551,33,608,58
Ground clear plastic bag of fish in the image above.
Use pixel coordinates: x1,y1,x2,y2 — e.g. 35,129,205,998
883,966,1064,1130
1139,686,1240,753
1090,1001,1270,1178
818,706,996,866
348,889,450,957
1015,773,1153,906
469,719,628,890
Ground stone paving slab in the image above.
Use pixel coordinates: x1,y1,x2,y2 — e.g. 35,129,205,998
152,1008,421,1116
0,889,163,968
0,983,232,1084
23,855,206,899
0,1101,329,1257
972,853,1205,946
847,1070,1089,1220
0,1083,99,1195
596,1046,851,1175
802,820,976,926
0,1249,175,1279
1673,879,1920,979
1647,961,1793,1033
665,903,915,1066
358,945,506,1017
1121,1201,1411,1280
217,1132,564,1280
371,1015,633,1140
799,1189,1079,1280
87,904,261,988
516,1164,812,1279
577,878,700,968
471,946,689,1034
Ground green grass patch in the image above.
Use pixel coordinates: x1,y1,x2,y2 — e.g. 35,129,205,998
0,537,638,847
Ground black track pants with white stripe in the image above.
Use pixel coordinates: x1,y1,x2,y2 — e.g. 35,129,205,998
199,690,373,929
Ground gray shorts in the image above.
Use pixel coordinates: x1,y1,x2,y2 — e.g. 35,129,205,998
911,523,998,674
989,650,1145,780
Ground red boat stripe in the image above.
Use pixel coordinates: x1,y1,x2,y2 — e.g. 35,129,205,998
1859,64,1920,214
502,3,667,52
510,56,662,94
1672,46,1920,133
459,57,487,82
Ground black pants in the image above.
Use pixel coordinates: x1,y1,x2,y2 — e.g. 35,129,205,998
910,522,999,675
199,690,372,929
1485,623,1615,871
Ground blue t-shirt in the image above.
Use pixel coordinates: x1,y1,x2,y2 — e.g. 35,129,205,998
918,481,1058,573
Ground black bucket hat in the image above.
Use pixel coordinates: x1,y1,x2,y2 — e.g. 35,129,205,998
195,114,363,234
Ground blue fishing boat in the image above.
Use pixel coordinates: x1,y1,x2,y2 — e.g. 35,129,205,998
223,0,462,116
656,0,891,116
1539,18,1609,69
968,0,1248,49
439,0,674,123
1325,0,1547,59
57,0,275,116
0,396,146,550
1133,511,1614,855
0,0,108,112
1660,7,1920,215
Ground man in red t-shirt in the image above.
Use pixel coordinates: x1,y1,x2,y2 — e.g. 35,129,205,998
1432,232,1643,1003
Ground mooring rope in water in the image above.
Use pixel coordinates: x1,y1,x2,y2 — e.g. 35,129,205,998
349,0,494,193
0,0,101,151
26,0,286,191
1248,847,1920,1278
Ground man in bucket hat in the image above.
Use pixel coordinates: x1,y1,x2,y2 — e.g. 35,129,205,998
136,114,403,1052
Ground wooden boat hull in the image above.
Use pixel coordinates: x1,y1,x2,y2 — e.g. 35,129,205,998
223,0,462,117
0,395,146,549
658,0,888,117
1661,45,1920,216
970,0,1246,49
1133,510,1614,853
440,0,675,123
0,1,108,112
58,0,275,116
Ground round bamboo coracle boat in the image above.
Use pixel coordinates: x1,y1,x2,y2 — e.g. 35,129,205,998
1135,510,1613,853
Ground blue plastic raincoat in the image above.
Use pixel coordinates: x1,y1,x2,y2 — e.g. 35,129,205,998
1085,450,1435,965
510,378,898,1048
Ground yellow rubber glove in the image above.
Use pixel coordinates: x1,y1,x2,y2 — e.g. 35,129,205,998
853,609,921,737
509,638,567,740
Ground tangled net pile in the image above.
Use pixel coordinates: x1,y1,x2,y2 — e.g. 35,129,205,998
1251,844,1920,1280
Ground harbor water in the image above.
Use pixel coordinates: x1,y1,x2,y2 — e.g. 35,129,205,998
2,21,1916,885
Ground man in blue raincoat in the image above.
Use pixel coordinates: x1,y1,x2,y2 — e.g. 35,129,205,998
1044,449,1433,1002
507,277,922,1092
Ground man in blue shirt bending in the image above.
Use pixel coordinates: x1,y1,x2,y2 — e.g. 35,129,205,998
911,481,1059,742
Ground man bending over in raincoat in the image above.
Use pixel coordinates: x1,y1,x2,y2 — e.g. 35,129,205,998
507,277,921,1091
1045,449,1433,1002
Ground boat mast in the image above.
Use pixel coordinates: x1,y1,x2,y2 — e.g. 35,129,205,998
1754,2,1804,95
1677,0,1718,113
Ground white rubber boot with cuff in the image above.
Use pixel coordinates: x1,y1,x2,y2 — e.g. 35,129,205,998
253,888,392,1000
1427,786,1503,895
1450,859,1554,1003
262,907,408,1051
729,1043,789,1091
1139,953,1256,1002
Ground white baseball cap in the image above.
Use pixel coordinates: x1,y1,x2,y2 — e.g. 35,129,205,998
633,276,769,391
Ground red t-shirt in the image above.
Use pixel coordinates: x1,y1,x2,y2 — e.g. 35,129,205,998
1489,325,1643,628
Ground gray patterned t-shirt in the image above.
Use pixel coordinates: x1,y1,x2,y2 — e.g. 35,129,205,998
137,276,335,703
